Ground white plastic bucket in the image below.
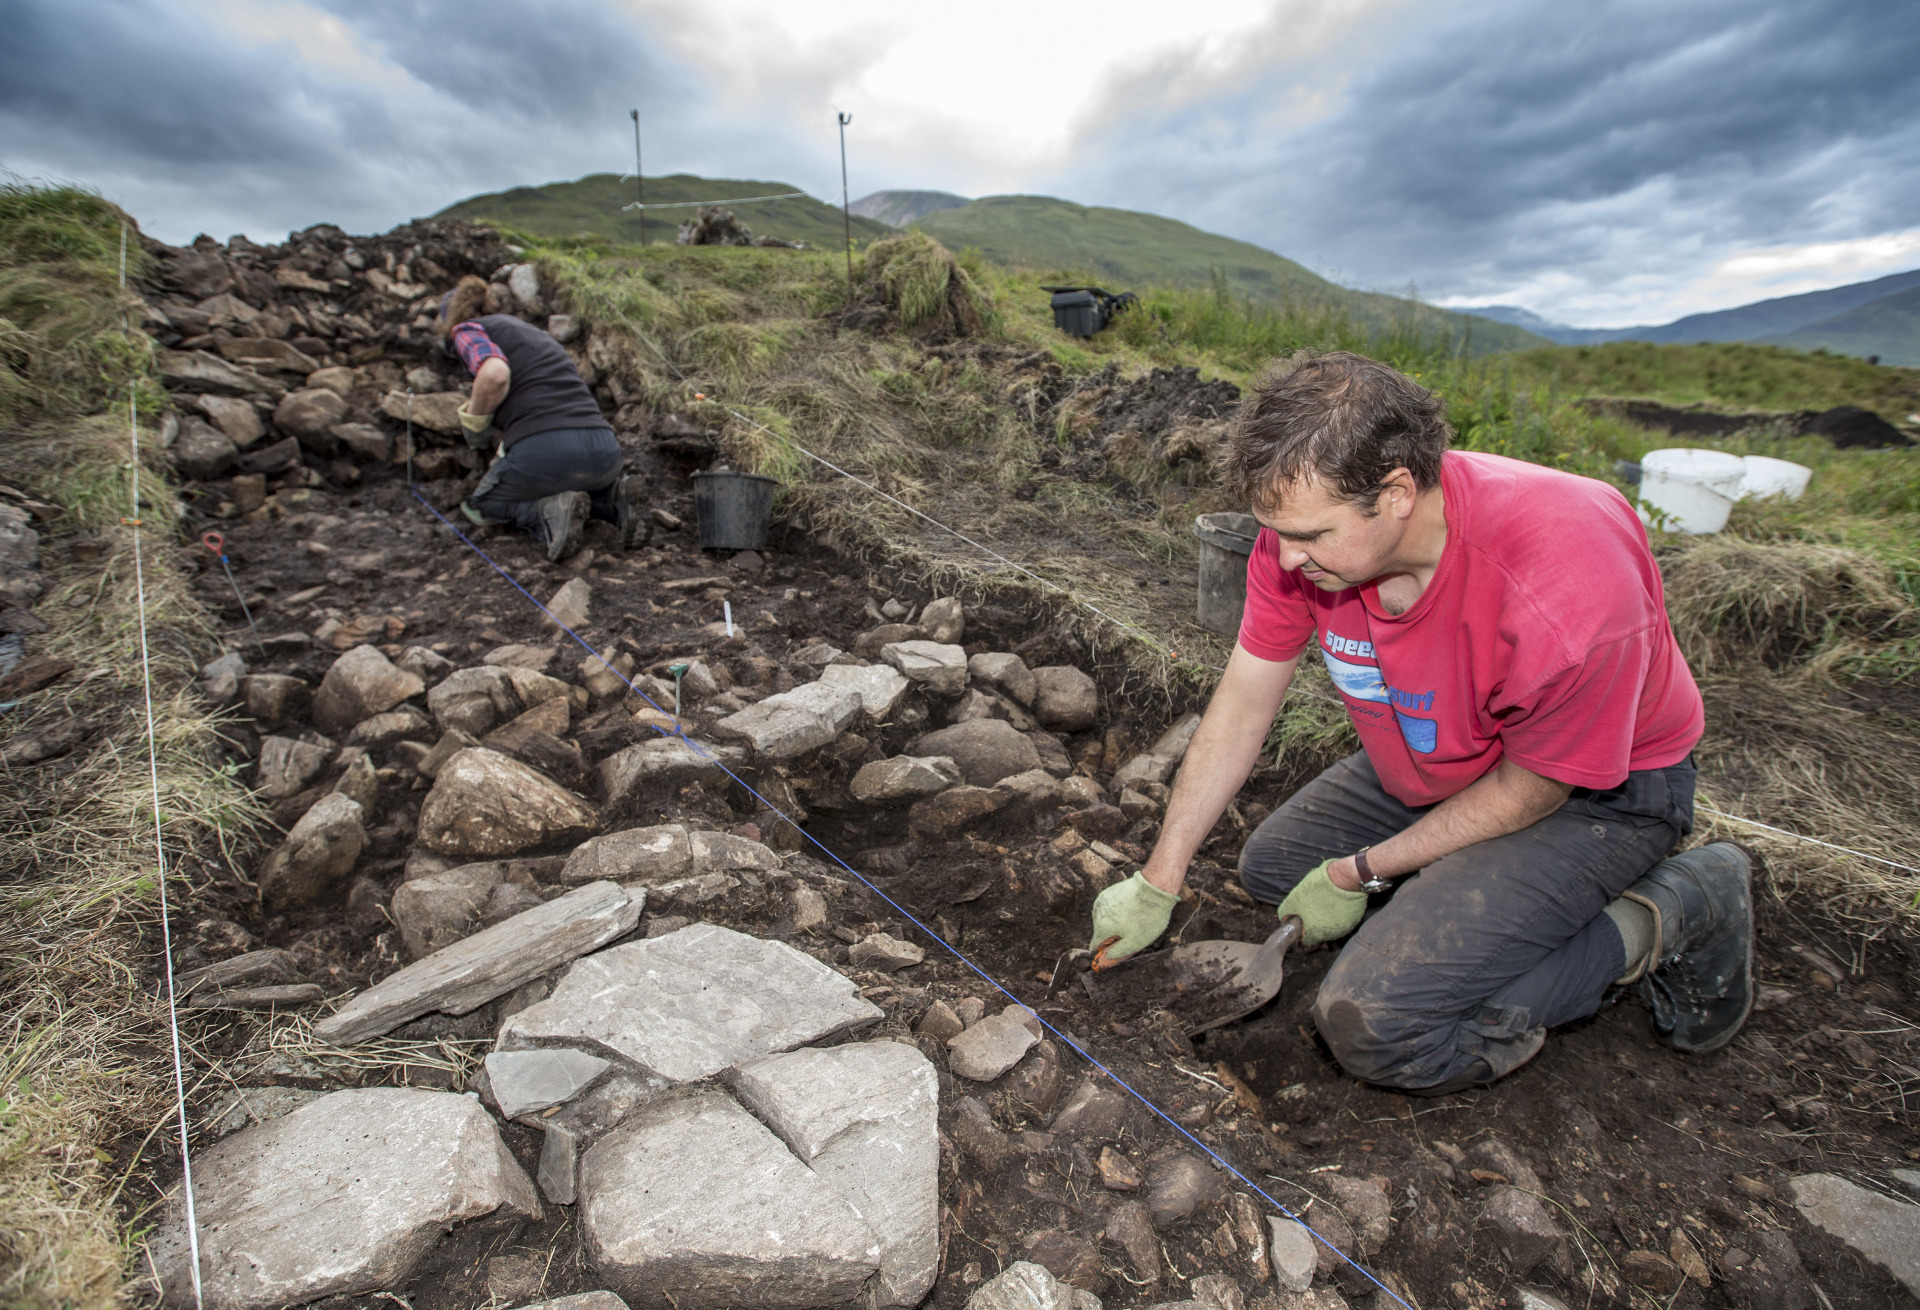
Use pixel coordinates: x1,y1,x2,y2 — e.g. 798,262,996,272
1639,448,1746,533
1739,455,1813,501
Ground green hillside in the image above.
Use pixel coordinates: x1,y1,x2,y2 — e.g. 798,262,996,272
1762,285,1920,368
436,173,893,251
915,194,1547,355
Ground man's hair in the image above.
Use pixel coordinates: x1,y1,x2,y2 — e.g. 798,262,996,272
438,275,489,338
1218,351,1451,514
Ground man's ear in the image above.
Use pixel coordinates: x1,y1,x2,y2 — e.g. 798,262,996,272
1383,468,1419,520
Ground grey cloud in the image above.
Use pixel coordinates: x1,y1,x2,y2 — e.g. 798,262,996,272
1059,0,1920,320
0,0,767,243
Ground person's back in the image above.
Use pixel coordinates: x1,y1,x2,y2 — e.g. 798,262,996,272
471,313,608,450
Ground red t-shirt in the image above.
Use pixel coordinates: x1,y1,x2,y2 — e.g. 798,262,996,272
1238,451,1703,806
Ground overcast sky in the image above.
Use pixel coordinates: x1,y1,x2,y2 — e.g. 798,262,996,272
4,0,1915,327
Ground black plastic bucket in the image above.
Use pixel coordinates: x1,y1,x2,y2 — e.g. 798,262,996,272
1193,512,1260,636
692,470,779,551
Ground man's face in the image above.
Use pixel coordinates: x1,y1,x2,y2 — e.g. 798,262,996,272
1252,475,1404,592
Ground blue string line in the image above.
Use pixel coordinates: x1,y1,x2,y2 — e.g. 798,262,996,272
408,486,1415,1307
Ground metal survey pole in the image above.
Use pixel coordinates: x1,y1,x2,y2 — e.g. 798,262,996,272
630,109,647,247
837,111,854,293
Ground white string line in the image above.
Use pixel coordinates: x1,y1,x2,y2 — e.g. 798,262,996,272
629,321,1920,875
127,394,206,1309
1695,804,1920,875
620,192,806,212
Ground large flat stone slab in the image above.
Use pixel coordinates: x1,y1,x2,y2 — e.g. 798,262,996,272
498,923,881,1082
820,663,912,718
580,1088,879,1309
1790,1173,1920,1295
730,1041,939,1306
151,1088,539,1309
712,681,863,759
315,881,641,1045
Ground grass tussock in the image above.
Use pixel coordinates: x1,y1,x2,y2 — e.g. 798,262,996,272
1663,538,1917,674
1,183,259,1309
863,231,989,337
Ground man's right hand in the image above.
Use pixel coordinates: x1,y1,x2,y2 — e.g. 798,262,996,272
1088,872,1181,962
457,401,494,451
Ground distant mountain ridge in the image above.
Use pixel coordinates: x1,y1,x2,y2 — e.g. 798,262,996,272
436,173,894,251
911,194,1547,355
850,190,970,227
1462,267,1920,365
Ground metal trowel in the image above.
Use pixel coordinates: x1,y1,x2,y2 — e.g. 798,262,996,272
1047,916,1304,1035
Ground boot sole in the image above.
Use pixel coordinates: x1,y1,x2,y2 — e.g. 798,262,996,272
615,475,651,551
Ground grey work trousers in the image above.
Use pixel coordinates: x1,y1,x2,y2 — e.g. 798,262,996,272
470,427,624,542
1237,750,1695,1093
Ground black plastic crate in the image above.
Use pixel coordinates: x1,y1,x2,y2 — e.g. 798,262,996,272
1049,288,1105,337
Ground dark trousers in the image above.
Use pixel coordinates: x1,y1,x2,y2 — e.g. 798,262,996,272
1238,750,1695,1093
471,427,624,541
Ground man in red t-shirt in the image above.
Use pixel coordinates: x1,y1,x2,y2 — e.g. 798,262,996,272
1088,352,1754,1092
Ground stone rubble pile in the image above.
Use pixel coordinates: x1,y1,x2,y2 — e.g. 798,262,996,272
135,218,722,519
153,567,1256,1306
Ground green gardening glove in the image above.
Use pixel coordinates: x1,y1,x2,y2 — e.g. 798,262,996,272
1276,860,1368,947
1089,871,1180,961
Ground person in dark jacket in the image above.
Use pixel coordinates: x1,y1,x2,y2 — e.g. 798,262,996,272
438,275,646,561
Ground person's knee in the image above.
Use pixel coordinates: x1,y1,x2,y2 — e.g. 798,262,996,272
1311,959,1436,1090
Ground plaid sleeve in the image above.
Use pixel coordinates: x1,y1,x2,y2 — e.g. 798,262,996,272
452,321,505,375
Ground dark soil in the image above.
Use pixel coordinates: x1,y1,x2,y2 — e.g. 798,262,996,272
1585,398,1915,450
96,224,1920,1310
142,438,1920,1310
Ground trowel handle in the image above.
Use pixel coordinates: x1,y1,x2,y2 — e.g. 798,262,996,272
1259,916,1303,965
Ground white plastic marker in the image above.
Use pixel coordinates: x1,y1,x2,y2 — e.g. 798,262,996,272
723,600,734,637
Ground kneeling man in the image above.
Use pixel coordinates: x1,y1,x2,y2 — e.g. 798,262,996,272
1090,352,1752,1092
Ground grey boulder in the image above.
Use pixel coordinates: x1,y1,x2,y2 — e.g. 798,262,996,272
416,747,597,857
150,1088,539,1310
968,652,1037,707
172,417,238,480
312,644,424,734
484,1048,613,1119
254,734,331,799
600,737,747,809
947,1009,1038,1081
561,823,692,884
428,664,522,736
881,640,968,695
1031,666,1099,731
850,754,962,803
712,681,863,759
258,793,365,908
580,1088,879,1309
819,662,912,718
909,719,1042,786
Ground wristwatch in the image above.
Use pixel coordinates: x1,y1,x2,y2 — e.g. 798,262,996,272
1354,847,1391,893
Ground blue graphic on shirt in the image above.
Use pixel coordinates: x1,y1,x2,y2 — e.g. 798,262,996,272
1394,711,1438,753
1321,631,1438,752
1320,650,1389,702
